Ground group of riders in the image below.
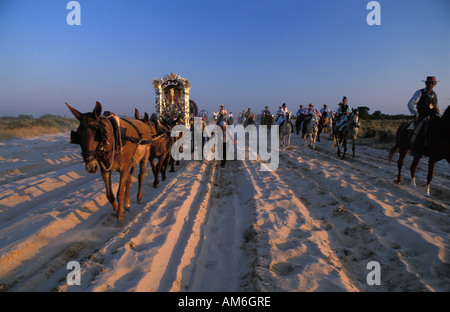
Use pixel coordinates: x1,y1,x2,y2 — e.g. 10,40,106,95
210,76,440,159
214,97,354,137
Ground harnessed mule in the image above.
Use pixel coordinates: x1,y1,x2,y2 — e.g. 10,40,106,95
135,109,180,188
67,102,154,224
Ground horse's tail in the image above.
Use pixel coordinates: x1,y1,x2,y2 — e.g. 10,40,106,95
388,145,398,164
388,124,405,163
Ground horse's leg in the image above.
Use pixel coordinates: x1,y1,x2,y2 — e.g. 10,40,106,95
352,138,356,158
336,138,342,157
116,170,131,222
151,158,160,188
342,138,347,159
124,167,133,210
136,155,148,204
160,154,168,181
410,156,421,189
101,170,118,213
425,157,437,197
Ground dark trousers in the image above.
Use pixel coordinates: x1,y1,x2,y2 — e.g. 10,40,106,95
220,142,227,167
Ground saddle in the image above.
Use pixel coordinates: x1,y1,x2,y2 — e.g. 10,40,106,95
104,111,127,152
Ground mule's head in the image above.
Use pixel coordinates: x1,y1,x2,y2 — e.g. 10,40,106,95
66,101,105,174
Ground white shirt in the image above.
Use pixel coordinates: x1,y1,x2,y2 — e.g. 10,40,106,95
408,88,439,117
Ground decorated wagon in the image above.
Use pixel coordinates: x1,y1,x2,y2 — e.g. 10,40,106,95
152,73,199,126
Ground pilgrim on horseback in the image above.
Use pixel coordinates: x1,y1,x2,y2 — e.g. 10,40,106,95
216,105,228,126
295,105,306,135
276,103,294,132
335,96,352,134
261,106,272,120
260,106,273,129
317,104,332,142
407,76,440,158
301,103,320,138
243,107,255,127
320,104,331,117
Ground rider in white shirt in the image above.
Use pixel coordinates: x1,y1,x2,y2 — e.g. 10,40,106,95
276,103,289,125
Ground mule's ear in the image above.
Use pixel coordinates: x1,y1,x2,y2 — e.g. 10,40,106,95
144,113,149,122
94,101,102,119
134,108,140,120
66,102,82,121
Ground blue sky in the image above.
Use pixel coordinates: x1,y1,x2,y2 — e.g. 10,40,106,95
0,0,449,117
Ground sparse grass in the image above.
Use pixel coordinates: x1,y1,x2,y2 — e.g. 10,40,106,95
0,115,79,141
360,119,410,143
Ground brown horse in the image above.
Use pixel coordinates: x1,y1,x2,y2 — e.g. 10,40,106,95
134,109,179,188
389,106,450,196
67,102,154,223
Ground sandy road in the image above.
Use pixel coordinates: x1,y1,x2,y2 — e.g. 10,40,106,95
0,131,449,292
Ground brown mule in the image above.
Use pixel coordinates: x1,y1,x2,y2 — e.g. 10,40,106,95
67,102,153,223
134,109,180,188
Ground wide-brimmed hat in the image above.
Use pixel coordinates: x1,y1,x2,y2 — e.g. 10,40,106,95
423,76,439,84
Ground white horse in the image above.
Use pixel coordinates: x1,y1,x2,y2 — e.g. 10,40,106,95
279,112,292,148
304,116,319,149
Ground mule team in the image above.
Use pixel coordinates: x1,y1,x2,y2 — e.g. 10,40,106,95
67,76,448,224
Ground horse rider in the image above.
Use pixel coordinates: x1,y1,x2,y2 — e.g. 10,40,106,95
276,103,294,132
219,119,236,168
227,112,234,125
216,105,228,125
320,104,331,117
262,106,271,118
244,107,255,123
335,96,352,133
301,103,320,137
408,76,440,157
296,105,305,118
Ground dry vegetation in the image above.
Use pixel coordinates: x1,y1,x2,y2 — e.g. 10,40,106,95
0,115,79,141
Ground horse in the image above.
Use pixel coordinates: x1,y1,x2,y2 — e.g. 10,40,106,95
333,110,360,159
134,109,179,188
304,116,319,149
388,106,450,196
244,115,255,128
295,114,305,135
67,102,154,223
279,112,292,148
260,114,273,131
317,114,332,142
